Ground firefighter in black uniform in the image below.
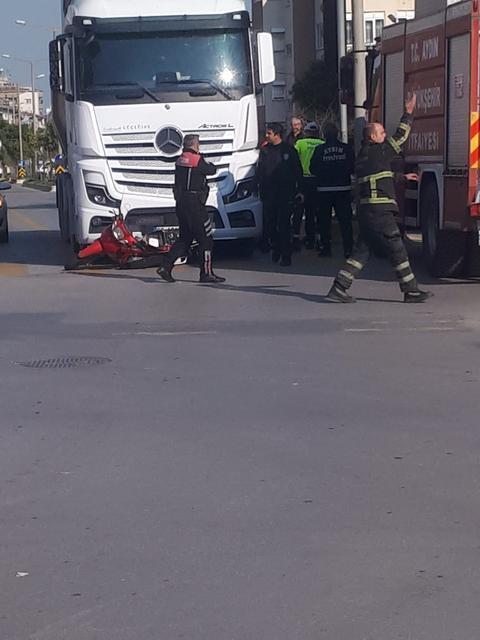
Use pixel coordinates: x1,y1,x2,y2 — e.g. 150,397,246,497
310,123,355,258
157,134,225,284
257,122,303,266
327,94,432,303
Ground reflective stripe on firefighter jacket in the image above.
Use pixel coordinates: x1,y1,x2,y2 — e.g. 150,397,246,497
355,113,413,211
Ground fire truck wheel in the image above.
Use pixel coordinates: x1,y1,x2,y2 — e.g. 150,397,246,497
421,178,465,278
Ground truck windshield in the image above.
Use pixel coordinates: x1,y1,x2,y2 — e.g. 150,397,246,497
76,29,253,105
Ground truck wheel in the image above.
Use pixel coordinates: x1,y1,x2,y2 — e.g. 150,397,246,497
63,175,76,246
421,178,465,277
57,174,71,243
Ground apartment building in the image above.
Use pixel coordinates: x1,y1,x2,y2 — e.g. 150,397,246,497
344,0,415,48
254,0,415,128
0,73,45,127
253,0,316,127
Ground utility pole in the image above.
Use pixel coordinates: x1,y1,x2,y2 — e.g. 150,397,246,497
30,61,36,135
336,0,348,143
352,0,367,151
16,83,24,166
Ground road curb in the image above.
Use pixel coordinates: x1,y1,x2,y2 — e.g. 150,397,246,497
20,181,55,193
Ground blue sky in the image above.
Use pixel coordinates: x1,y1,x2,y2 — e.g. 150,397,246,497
0,1,61,107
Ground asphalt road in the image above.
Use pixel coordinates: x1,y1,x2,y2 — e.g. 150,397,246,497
1,185,480,640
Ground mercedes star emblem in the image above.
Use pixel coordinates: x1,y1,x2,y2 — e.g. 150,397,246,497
154,126,184,156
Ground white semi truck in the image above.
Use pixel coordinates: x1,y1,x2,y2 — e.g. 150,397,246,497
50,0,275,253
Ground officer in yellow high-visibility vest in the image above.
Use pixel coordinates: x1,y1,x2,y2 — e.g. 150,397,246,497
295,122,324,249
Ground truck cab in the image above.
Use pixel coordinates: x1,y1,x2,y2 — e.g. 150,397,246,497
50,0,275,252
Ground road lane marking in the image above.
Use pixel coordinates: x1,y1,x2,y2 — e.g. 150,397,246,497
113,331,217,337
9,209,48,231
406,327,456,332
0,263,29,277
0,211,50,277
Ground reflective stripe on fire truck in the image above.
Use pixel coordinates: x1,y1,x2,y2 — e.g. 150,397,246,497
470,112,480,169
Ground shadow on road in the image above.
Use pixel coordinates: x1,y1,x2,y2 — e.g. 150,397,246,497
1,230,74,267
214,236,478,288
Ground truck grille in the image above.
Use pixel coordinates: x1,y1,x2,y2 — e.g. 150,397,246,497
103,129,234,198
125,206,223,232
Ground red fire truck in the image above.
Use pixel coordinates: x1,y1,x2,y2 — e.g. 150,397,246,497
366,0,480,276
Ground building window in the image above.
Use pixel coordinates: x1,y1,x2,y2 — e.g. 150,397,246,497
272,82,286,101
346,20,353,47
365,20,374,45
396,11,415,21
346,12,384,47
271,28,286,53
364,13,385,45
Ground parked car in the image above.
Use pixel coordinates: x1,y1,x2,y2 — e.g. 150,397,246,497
0,182,12,243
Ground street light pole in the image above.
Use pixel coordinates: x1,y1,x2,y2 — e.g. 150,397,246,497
336,0,348,143
352,0,367,151
15,19,58,42
17,83,24,166
31,61,36,135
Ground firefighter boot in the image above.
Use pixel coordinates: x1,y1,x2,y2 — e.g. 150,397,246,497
404,289,433,303
326,284,356,303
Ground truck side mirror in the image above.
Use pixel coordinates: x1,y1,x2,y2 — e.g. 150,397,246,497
49,39,64,92
257,33,275,85
49,36,74,102
339,55,354,106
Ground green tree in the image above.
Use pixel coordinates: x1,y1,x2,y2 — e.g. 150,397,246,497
291,60,339,122
0,120,20,165
37,123,58,158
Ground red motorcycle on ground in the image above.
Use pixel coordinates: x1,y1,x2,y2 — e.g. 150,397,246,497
65,212,180,271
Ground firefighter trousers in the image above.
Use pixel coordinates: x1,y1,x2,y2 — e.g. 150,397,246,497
333,207,418,293
166,194,214,275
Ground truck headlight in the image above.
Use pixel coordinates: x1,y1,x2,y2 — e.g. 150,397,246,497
223,178,257,204
86,185,120,208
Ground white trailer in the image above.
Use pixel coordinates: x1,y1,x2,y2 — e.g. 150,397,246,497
50,0,275,253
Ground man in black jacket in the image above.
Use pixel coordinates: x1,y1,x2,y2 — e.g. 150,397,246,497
327,94,432,303
257,123,303,266
310,123,355,258
157,134,225,284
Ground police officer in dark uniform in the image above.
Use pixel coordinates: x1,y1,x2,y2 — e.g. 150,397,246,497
327,94,432,303
310,123,355,258
157,134,225,284
257,122,303,266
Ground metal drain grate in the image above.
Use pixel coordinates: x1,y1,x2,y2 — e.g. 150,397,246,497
16,357,112,369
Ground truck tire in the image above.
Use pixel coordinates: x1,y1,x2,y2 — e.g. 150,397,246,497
421,178,466,277
57,174,70,243
65,180,80,252
63,174,76,246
